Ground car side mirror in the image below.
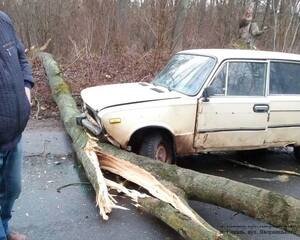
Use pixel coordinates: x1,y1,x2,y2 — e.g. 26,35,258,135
202,87,215,102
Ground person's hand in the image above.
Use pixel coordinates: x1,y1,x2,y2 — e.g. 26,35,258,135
25,87,32,106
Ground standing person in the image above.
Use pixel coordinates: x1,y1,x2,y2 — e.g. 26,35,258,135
0,11,33,240
238,2,264,49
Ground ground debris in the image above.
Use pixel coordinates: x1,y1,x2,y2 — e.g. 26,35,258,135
252,175,290,183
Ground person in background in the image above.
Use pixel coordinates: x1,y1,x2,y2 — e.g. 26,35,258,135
0,11,33,240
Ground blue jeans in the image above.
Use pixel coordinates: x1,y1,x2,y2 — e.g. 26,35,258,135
0,141,22,240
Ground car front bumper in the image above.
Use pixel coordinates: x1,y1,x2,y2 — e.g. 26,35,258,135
76,112,102,136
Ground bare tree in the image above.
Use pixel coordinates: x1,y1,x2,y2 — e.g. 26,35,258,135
1,0,299,61
172,0,189,53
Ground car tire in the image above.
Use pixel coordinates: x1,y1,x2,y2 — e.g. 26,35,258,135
294,146,300,161
139,133,174,164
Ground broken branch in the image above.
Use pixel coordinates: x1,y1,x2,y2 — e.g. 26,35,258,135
223,157,300,177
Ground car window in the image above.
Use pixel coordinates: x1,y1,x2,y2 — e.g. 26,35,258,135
270,62,300,94
209,63,227,96
227,62,267,96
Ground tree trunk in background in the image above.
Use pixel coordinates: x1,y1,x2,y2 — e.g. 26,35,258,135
198,0,207,34
289,21,300,52
2,0,300,56
261,0,271,30
116,0,129,50
273,0,282,50
172,0,189,53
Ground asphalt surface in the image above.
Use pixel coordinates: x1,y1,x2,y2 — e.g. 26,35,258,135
11,119,300,240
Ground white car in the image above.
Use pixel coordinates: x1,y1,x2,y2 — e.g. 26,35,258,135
78,49,300,163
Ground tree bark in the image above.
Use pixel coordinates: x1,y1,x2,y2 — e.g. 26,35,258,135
99,143,300,236
40,52,300,239
261,0,271,30
38,52,115,220
172,0,189,53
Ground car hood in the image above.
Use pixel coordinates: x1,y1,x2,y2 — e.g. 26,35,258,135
81,83,182,111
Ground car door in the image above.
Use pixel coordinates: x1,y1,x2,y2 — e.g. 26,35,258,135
194,60,269,151
266,61,300,146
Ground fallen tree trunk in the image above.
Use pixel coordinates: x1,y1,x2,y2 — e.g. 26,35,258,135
99,146,300,235
40,52,300,239
38,52,115,220
39,52,232,240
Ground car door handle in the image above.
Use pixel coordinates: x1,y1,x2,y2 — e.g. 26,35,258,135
253,104,269,113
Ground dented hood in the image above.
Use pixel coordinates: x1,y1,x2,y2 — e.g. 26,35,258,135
81,83,181,111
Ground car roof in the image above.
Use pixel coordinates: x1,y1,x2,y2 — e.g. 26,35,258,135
178,49,300,62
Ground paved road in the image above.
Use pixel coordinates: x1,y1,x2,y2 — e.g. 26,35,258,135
11,119,300,240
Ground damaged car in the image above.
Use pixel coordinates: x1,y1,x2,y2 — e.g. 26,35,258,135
78,49,300,163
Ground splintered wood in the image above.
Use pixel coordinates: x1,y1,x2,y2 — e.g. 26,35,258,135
96,149,228,240
98,151,217,234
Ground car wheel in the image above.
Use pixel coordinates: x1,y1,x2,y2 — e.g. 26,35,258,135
294,146,300,161
139,133,174,164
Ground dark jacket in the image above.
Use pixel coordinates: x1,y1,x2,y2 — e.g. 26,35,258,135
0,11,33,151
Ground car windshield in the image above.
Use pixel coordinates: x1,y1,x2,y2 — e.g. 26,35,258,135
152,54,216,96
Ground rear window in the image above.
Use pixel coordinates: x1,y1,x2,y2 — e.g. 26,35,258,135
270,62,300,94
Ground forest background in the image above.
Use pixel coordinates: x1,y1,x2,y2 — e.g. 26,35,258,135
1,0,300,117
